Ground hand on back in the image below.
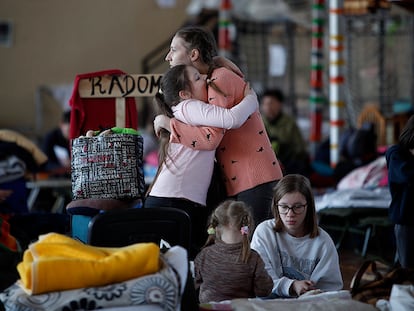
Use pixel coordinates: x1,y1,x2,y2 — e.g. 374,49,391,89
153,115,171,137
243,82,258,111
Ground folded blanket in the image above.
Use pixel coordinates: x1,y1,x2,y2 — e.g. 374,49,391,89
1,246,188,311
17,233,160,294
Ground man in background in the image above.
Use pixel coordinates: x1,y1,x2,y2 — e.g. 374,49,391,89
260,88,310,176
41,110,71,177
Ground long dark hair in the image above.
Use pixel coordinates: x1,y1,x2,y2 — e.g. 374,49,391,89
147,65,191,195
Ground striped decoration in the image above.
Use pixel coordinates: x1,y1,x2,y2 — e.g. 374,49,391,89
218,0,232,58
329,0,345,167
309,0,326,156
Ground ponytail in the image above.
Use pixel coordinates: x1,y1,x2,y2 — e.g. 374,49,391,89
206,65,227,97
147,65,190,196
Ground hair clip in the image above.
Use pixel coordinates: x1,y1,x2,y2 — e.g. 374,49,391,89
207,227,216,235
240,226,249,235
158,88,163,94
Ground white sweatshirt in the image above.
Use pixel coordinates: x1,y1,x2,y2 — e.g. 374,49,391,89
251,219,343,297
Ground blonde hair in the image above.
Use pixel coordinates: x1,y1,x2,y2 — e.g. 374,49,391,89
205,200,254,263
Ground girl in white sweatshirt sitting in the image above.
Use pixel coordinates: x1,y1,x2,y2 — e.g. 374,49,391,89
251,174,343,298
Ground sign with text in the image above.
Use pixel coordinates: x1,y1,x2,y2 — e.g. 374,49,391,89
78,74,162,98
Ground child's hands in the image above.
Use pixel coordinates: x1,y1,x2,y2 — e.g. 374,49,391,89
243,82,258,110
243,82,253,96
290,280,316,297
153,115,171,137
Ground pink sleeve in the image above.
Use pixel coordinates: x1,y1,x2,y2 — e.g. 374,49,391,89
169,119,224,150
169,68,246,149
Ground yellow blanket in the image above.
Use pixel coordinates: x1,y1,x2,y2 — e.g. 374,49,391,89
17,233,160,295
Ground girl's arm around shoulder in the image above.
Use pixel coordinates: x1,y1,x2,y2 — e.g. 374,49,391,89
174,87,258,130
168,67,246,148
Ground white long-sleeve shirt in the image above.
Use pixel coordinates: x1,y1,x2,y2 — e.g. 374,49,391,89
149,94,257,206
172,94,258,130
251,219,343,297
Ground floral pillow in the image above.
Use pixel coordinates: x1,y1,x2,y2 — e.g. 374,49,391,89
0,259,182,311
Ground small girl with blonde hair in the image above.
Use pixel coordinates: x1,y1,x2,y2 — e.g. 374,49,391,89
194,200,273,303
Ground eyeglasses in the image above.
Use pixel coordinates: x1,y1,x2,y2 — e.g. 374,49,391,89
277,204,306,215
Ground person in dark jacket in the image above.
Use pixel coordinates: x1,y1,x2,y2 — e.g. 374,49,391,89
41,110,71,176
260,89,310,176
386,114,414,269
